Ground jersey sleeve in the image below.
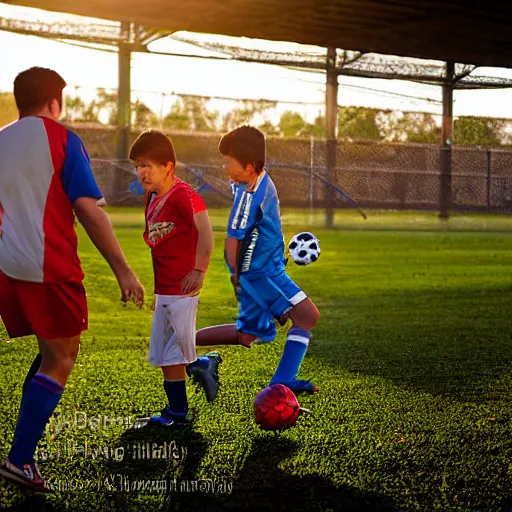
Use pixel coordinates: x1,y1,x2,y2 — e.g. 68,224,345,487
61,131,103,205
174,187,206,226
191,190,207,215
227,188,261,240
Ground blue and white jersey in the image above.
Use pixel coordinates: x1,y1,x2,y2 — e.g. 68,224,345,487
227,171,286,277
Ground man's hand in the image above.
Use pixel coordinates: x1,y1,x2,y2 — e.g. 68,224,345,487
118,268,145,308
74,197,144,308
181,269,205,295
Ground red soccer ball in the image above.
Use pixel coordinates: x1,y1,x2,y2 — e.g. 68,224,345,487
254,384,301,431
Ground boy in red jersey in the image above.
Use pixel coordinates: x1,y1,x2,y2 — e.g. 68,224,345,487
129,131,220,426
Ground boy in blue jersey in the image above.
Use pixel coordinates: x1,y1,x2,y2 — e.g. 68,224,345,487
196,126,320,392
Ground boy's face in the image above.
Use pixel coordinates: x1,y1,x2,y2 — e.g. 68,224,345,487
223,155,257,184
134,158,174,194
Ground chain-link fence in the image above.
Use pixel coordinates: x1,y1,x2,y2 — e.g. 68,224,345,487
87,130,512,213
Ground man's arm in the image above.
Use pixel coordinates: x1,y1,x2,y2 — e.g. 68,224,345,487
181,210,215,295
74,197,144,307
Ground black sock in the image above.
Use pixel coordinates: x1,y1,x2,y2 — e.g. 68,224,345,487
163,380,188,417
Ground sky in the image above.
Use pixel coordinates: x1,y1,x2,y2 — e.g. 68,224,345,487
2,4,512,123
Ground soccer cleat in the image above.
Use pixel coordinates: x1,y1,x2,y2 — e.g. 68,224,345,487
187,352,222,403
0,460,52,493
137,407,191,428
271,379,319,393
205,351,222,382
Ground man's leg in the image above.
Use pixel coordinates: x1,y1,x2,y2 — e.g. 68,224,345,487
0,272,41,396
0,276,86,491
22,353,42,395
1,335,80,490
10,336,80,462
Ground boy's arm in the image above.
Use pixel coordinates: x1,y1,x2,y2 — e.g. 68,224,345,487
225,185,263,290
194,210,215,272
74,197,144,307
225,236,241,287
181,210,215,295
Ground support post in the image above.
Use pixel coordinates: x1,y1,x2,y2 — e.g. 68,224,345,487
487,149,492,212
325,47,338,228
117,22,132,159
440,61,454,219
309,137,314,224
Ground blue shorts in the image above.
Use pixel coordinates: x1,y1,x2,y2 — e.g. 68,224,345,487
236,271,307,342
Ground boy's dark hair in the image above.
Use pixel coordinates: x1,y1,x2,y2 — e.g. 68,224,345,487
219,125,266,173
14,67,66,117
129,130,176,166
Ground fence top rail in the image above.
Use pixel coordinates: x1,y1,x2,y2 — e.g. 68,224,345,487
90,159,512,179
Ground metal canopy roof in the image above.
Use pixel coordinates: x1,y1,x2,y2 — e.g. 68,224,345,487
2,0,512,68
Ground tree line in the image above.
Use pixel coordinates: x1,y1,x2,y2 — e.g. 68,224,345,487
0,91,509,146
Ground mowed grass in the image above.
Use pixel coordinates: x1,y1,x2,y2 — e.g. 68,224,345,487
1,209,512,511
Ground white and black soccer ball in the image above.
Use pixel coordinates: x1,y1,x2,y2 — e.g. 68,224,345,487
288,232,320,266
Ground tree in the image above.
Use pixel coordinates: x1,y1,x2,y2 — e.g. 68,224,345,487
222,100,276,132
301,114,325,138
258,120,280,136
454,116,505,146
62,95,101,123
0,93,18,127
132,99,158,128
403,113,441,143
163,95,218,132
337,106,383,141
63,90,158,128
381,111,441,143
279,111,307,137
278,111,326,138
97,88,118,125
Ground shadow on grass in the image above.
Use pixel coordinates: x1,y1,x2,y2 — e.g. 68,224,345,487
0,425,209,512
308,285,512,403
161,437,398,512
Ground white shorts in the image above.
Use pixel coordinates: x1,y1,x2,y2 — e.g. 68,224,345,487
149,294,198,367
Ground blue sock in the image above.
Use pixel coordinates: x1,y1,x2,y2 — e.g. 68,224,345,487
164,379,188,418
270,327,311,384
9,373,64,467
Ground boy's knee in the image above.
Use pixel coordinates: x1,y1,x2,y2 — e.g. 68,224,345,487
238,332,257,348
310,307,320,328
290,299,320,331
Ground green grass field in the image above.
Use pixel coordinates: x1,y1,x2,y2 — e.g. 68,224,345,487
1,209,512,511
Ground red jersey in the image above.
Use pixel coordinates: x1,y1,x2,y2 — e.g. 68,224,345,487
144,179,207,295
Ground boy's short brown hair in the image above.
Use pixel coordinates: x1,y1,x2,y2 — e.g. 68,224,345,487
219,125,266,173
14,67,66,118
129,130,176,166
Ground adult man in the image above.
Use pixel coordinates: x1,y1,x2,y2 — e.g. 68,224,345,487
0,67,144,492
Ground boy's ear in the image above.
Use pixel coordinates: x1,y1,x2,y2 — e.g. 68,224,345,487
245,163,256,174
166,161,175,173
